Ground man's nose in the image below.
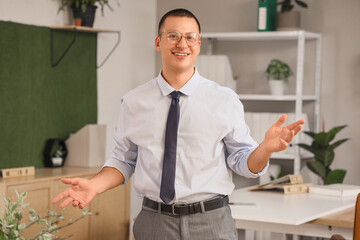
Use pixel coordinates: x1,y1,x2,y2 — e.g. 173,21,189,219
176,36,188,48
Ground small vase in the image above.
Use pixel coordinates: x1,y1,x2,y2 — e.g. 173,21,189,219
269,79,285,95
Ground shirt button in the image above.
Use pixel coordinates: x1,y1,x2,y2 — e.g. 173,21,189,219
176,154,180,159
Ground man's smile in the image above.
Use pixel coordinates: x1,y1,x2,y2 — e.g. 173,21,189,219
172,52,190,57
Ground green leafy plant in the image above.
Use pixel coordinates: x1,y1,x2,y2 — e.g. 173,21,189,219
58,0,118,16
298,125,349,185
270,166,285,181
265,59,293,83
278,0,308,13
0,191,91,240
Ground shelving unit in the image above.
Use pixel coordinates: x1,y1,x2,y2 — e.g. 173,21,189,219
202,30,322,174
50,26,121,68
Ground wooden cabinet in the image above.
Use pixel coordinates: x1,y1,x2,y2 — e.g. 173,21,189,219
0,167,130,240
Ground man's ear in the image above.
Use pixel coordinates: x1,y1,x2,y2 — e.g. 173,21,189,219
155,36,161,52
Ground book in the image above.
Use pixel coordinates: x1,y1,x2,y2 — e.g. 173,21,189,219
249,174,303,191
0,166,35,179
248,175,310,194
257,0,277,31
309,184,360,197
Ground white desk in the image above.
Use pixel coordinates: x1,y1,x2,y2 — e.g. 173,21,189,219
229,187,356,239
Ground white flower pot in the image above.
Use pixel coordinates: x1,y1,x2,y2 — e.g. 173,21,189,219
269,79,285,95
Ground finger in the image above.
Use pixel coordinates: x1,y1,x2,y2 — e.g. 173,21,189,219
68,191,87,206
79,203,85,209
280,138,289,148
293,125,303,136
287,119,305,130
273,114,288,128
52,191,70,204
61,178,80,185
60,197,74,208
72,200,79,208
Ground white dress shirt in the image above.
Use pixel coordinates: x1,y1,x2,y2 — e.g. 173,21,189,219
103,69,268,203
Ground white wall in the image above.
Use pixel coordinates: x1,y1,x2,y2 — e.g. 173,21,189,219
0,0,157,239
157,0,360,185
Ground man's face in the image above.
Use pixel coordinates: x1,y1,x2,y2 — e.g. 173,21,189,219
155,16,201,74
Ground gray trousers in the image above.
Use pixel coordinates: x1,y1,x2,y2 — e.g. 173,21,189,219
133,204,238,240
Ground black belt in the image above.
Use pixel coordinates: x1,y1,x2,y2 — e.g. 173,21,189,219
143,195,229,215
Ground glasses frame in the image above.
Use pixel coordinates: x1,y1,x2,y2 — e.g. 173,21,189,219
159,31,202,47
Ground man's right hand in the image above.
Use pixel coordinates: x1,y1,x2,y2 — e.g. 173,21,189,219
52,178,98,209
52,167,125,209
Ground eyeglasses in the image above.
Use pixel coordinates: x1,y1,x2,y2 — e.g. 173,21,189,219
159,31,201,46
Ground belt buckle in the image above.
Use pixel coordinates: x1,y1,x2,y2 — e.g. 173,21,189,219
171,203,187,215
171,204,176,215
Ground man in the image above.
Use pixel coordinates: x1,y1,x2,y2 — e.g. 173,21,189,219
52,8,305,240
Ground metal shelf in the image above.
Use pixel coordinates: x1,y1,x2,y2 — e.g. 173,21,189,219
239,94,317,101
202,30,322,174
202,30,321,41
50,26,121,68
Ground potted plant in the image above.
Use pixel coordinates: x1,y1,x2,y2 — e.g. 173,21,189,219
58,0,117,27
265,59,292,95
298,125,349,185
43,139,68,168
0,191,91,240
277,0,308,30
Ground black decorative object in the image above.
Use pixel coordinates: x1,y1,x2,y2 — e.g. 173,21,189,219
43,139,68,167
72,5,97,27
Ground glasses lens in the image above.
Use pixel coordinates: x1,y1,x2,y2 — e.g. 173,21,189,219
167,32,181,42
185,33,200,46
164,32,200,46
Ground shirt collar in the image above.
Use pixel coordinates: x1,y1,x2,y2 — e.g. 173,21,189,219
156,68,200,96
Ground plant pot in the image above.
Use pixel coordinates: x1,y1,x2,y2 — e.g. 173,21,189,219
269,79,285,95
72,5,97,27
74,18,82,26
277,11,301,31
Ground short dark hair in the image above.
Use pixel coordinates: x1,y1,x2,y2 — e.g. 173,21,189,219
158,8,201,34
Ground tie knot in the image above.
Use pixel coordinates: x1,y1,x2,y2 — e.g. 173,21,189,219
170,91,180,101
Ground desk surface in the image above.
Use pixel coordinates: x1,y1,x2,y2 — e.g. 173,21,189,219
229,187,356,225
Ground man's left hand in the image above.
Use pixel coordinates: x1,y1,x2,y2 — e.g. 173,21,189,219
263,114,305,153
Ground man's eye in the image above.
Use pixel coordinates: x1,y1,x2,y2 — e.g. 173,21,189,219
168,34,179,40
186,35,196,41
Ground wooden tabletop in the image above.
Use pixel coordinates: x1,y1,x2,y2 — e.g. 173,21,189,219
310,206,355,228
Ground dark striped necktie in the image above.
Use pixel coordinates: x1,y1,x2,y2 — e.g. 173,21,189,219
160,91,180,204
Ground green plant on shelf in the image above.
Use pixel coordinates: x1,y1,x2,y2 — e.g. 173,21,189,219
265,59,293,83
58,0,119,16
0,191,91,240
298,125,349,185
277,0,308,13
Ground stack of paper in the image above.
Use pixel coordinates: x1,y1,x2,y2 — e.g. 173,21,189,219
309,184,360,197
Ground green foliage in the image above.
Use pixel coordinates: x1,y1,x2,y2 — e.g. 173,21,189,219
58,0,119,15
298,125,349,185
277,0,308,13
265,59,293,82
270,165,285,181
0,191,91,240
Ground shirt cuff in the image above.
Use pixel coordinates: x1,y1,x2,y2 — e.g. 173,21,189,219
240,149,270,178
102,158,134,184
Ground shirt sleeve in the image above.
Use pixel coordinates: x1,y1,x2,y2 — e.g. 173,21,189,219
223,97,268,178
103,98,137,184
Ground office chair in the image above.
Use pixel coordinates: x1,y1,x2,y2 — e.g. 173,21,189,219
330,192,360,240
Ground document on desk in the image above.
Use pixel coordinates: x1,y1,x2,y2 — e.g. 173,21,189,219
229,187,356,225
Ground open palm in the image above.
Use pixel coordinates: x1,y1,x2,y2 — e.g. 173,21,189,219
264,114,305,153
52,178,97,209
